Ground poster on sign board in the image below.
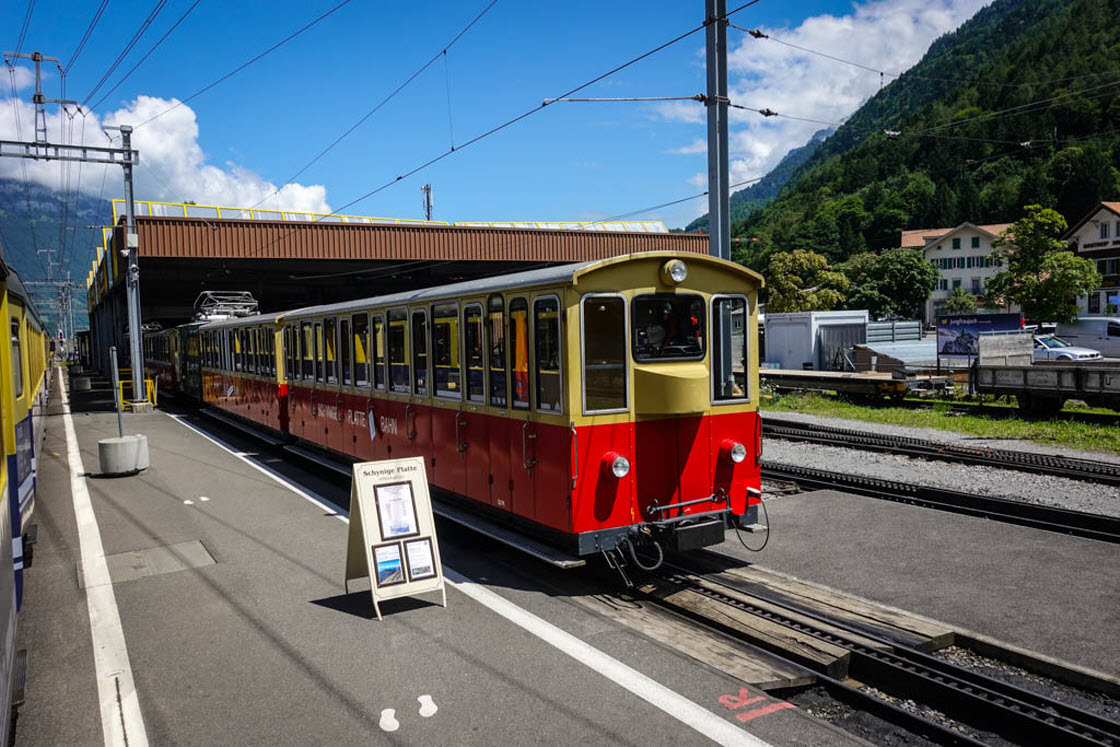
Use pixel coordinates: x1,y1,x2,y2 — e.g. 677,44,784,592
344,457,446,620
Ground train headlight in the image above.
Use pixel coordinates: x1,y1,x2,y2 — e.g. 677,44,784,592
722,439,747,463
661,259,688,285
604,452,631,478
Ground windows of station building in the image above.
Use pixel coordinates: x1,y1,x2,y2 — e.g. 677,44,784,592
1102,222,1111,240
712,296,748,402
509,298,529,409
581,296,627,413
371,314,385,390
952,238,961,250
534,297,561,412
324,317,338,384
411,310,428,397
388,308,409,394
464,304,485,404
10,317,22,398
487,295,506,407
340,317,352,386
353,313,370,387
971,236,981,249
431,302,460,399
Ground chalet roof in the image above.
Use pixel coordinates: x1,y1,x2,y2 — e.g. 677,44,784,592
900,222,1011,249
1063,201,1120,240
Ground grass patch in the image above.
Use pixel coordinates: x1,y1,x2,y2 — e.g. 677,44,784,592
762,392,1120,455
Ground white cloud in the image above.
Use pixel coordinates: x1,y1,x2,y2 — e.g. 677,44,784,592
667,138,707,155
0,94,330,213
662,0,989,184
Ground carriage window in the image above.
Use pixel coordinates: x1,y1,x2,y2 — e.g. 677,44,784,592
340,318,352,386
371,314,384,390
534,298,561,412
284,326,293,379
432,302,460,399
412,310,428,396
632,293,705,361
510,298,530,409
233,330,243,372
264,329,274,376
10,318,22,397
314,322,324,382
324,317,337,384
388,308,409,394
353,313,370,387
249,329,258,374
488,296,506,407
464,305,485,403
301,323,314,379
712,296,748,402
582,296,627,412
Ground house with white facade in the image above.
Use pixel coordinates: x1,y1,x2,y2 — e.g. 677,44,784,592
899,222,1014,322
1064,201,1120,314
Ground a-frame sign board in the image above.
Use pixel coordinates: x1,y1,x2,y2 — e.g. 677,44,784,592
344,457,446,620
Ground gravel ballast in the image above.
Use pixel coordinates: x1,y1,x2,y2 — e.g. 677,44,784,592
764,439,1120,517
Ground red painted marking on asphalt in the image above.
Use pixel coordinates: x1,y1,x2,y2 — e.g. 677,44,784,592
736,702,797,722
719,686,766,710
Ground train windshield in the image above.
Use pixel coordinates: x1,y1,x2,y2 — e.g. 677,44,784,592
631,294,705,362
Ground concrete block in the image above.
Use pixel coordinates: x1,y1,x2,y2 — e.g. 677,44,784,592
98,435,150,476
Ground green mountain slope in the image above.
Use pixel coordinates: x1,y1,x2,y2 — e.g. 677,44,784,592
685,127,833,232
733,0,1120,272
0,179,110,330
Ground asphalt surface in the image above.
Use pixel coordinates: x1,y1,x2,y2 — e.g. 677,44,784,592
16,371,863,746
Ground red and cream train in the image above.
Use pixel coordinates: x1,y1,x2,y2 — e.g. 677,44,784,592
145,252,764,561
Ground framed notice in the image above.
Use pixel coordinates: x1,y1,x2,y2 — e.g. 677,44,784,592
374,481,420,540
404,538,437,581
344,457,446,620
373,543,405,587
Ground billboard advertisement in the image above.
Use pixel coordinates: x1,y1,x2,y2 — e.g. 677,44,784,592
936,313,1022,356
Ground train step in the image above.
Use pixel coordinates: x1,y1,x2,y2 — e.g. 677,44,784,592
10,649,26,707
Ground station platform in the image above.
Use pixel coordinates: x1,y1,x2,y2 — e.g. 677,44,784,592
16,369,863,746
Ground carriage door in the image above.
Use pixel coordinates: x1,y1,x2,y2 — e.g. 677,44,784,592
430,302,464,490
506,297,536,521
461,303,491,505
487,296,512,510
531,296,568,531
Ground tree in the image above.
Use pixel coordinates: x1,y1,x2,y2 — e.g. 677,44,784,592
943,286,977,314
841,249,938,319
985,204,1102,322
765,249,849,313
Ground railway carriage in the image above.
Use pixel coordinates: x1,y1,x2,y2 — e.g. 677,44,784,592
1,248,50,742
199,252,764,560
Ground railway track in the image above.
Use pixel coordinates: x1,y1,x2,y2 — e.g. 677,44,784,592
643,566,1120,746
759,462,1120,544
764,419,1120,487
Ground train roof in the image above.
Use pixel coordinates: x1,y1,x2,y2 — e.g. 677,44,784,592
199,252,762,330
3,260,46,329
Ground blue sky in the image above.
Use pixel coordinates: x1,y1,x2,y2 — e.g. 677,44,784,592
1,0,988,238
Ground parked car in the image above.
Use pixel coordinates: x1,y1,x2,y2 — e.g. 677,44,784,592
1055,317,1120,358
1032,335,1102,362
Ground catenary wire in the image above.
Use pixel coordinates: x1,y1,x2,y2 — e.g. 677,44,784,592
133,0,355,130
65,0,111,73
249,0,500,210
81,0,170,107
13,0,37,58
87,0,204,113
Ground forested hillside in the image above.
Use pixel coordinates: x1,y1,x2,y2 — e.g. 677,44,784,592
733,0,1120,272
685,128,832,232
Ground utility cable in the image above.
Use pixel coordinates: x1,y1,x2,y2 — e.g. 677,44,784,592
65,0,111,73
249,0,500,210
5,63,43,272
87,0,204,113
134,0,355,129
13,0,37,58
81,0,169,107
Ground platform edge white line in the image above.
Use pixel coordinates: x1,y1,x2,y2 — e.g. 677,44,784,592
165,410,769,746
59,368,149,747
